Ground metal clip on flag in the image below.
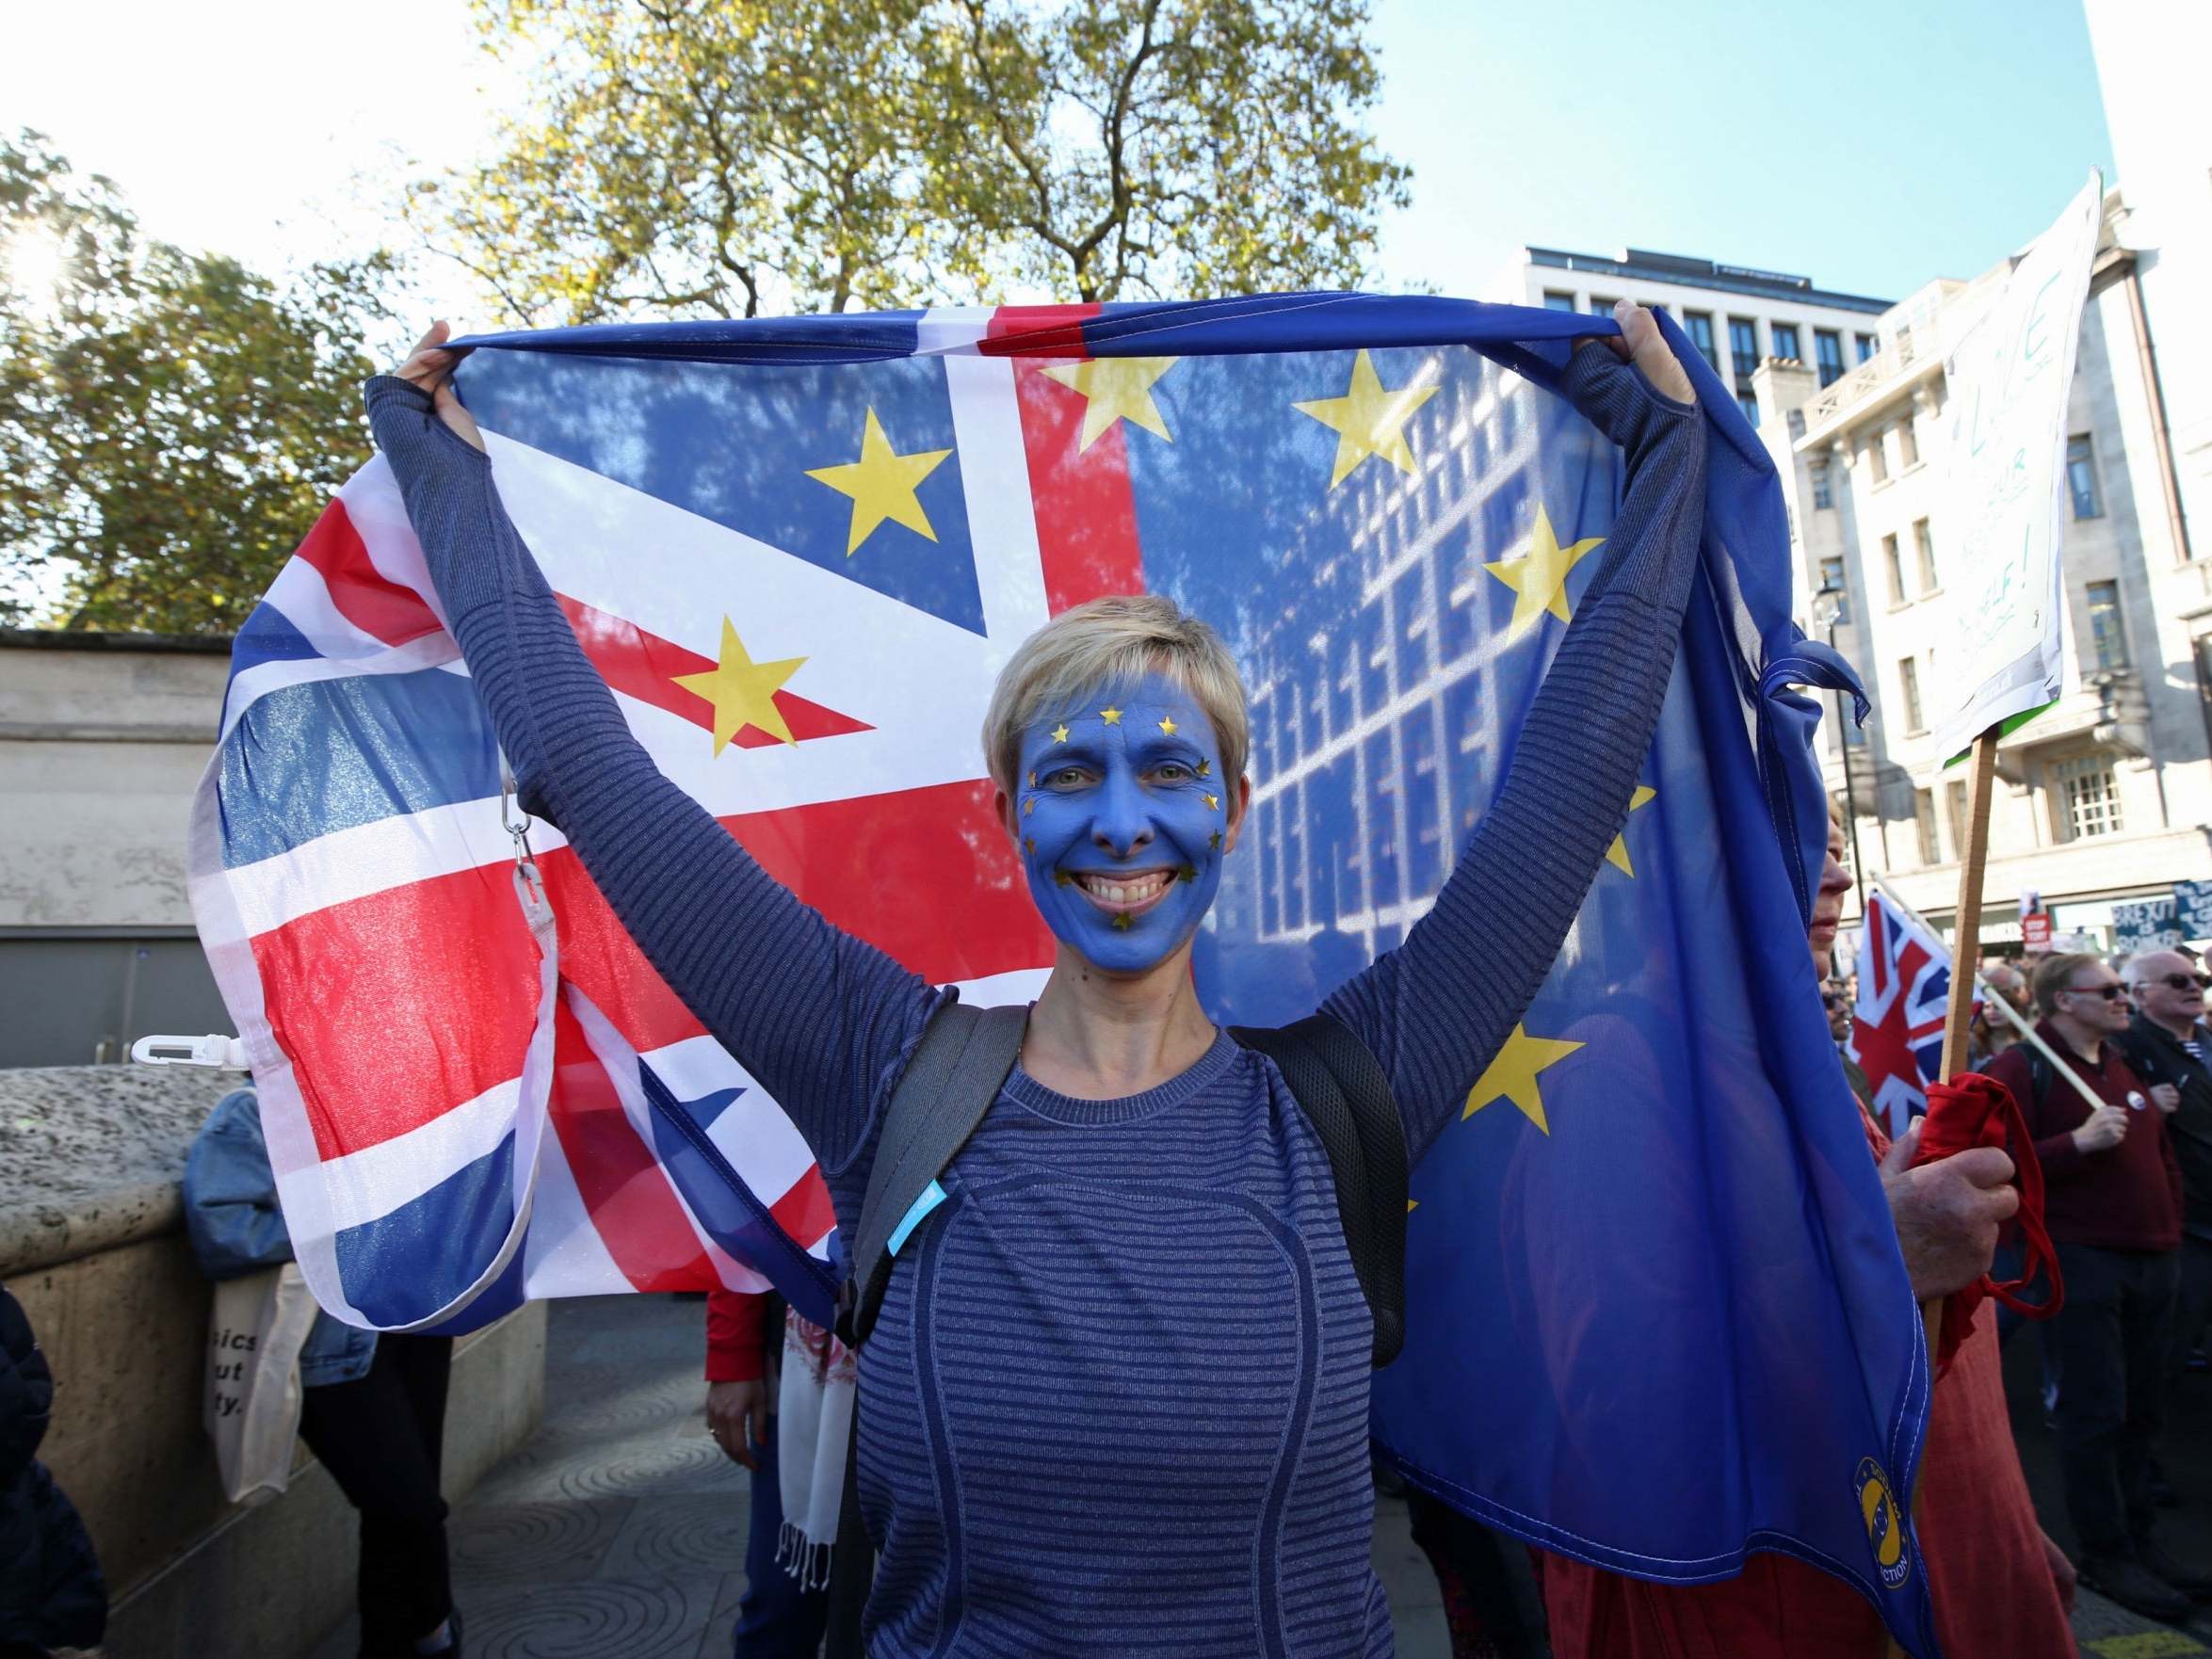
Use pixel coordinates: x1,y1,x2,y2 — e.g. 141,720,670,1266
131,1033,252,1070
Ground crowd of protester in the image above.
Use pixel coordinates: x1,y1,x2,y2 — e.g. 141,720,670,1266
1834,935,2212,1631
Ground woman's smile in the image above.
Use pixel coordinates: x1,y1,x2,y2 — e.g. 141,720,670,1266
1069,867,1182,915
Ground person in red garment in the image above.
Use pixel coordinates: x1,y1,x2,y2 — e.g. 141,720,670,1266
1539,813,2078,1658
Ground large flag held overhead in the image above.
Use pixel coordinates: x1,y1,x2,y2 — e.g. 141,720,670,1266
1849,886,1957,1138
190,296,1944,1652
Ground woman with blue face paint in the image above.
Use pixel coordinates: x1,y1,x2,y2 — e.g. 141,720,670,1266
367,302,1702,1659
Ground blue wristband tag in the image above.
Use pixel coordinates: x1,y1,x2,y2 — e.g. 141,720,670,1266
888,1179,947,1257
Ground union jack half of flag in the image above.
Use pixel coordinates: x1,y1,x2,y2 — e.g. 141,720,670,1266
1848,888,1954,1137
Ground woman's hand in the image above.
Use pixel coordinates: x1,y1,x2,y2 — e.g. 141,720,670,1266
1585,300,1696,407
391,320,486,453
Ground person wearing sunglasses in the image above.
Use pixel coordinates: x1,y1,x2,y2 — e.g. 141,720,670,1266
2117,950,2212,1391
1984,952,2202,1620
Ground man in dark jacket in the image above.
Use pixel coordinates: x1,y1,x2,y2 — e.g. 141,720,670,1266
0,1284,105,1658
2119,948,2212,1372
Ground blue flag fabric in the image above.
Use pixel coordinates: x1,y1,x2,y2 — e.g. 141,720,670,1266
225,294,1929,1650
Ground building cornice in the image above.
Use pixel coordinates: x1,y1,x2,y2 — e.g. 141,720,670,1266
1524,246,1894,314
0,627,233,655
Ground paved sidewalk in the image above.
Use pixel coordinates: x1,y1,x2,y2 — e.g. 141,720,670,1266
311,1294,1449,1658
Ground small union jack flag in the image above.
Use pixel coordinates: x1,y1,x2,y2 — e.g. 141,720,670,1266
1848,889,1955,1137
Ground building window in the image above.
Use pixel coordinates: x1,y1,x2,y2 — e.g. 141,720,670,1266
1914,789,1939,863
1736,388,1761,427
1772,323,1801,361
1812,460,1833,508
2052,753,2123,841
1913,519,1937,590
1542,290,1576,312
1899,417,1919,469
2087,579,2129,669
1883,534,1905,602
1899,656,1925,733
1685,311,1720,374
1945,778,1970,861
1855,331,1879,362
1815,330,1845,387
1786,408,1806,439
1590,295,1619,314
1728,317,1760,381
2197,633,2212,759
1867,429,1888,485
2068,434,2103,518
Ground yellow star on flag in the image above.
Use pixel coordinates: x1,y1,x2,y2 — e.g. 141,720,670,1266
1292,349,1441,489
1041,358,1179,452
804,408,953,556
1484,505,1605,640
1606,786,1658,877
671,618,807,754
1462,1023,1585,1135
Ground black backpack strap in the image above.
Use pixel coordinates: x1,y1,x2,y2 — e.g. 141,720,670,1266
836,1001,1027,1351
2025,1043,2056,1117
1231,1012,1408,1366
824,1386,869,1659
824,998,1026,1659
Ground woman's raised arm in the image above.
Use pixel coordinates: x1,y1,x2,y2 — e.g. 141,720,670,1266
1323,311,1706,1165
365,329,940,1175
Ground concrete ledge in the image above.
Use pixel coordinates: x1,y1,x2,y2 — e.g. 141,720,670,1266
0,1064,233,1276
4,1065,547,1657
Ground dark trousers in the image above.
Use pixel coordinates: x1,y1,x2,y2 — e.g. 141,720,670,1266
735,1423,830,1659
1405,1488,1542,1659
2047,1242,2179,1560
2176,1233,2212,1369
299,1333,455,1656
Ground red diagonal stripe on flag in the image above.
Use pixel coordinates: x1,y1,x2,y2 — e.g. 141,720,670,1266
556,593,873,748
296,501,444,647
551,1001,716,1293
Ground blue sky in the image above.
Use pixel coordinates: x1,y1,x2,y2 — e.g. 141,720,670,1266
1364,0,2112,303
0,0,2112,315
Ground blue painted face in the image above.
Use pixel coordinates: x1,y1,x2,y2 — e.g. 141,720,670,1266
1011,673,1233,974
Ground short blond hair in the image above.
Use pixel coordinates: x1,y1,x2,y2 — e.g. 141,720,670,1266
981,595,1250,797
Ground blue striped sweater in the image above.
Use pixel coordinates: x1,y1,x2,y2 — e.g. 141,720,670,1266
364,339,1703,1657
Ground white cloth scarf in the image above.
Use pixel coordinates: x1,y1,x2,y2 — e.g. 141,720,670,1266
776,1306,856,1590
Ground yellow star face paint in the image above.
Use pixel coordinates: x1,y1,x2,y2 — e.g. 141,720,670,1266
1015,675,1228,972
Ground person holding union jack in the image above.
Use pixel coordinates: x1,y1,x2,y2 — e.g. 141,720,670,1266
364,306,1699,1658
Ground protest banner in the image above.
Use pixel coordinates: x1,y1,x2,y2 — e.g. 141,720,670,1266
2113,895,2184,955
1929,171,2105,765
2175,878,2212,942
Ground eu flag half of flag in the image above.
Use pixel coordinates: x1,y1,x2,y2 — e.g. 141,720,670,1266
187,295,1935,1652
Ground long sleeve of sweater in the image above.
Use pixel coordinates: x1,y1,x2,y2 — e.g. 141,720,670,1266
363,377,940,1178
1324,344,1706,1165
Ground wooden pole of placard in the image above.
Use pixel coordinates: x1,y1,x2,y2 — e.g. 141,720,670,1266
1881,729,2001,1659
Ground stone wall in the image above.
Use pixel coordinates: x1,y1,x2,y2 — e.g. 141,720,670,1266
0,630,236,1067
1,1064,545,1658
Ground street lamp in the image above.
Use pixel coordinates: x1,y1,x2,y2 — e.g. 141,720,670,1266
1812,576,1867,922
